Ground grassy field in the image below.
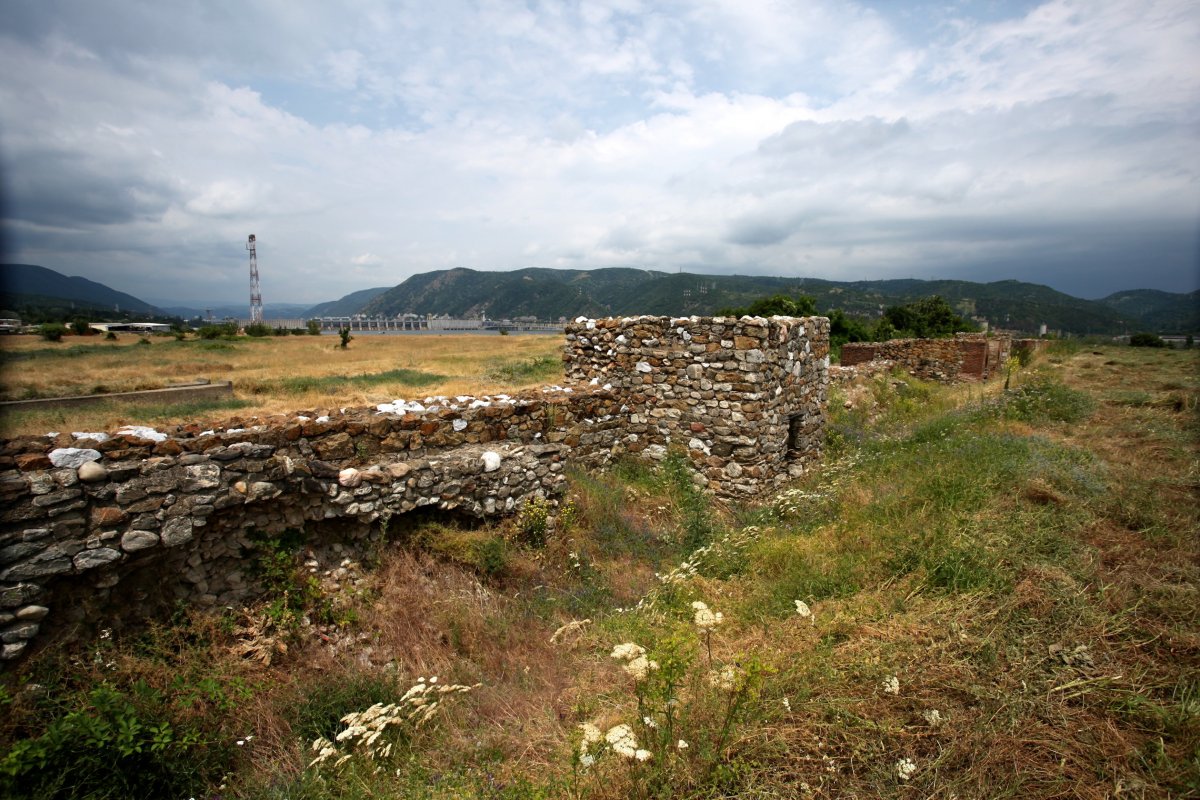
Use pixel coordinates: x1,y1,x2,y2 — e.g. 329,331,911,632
0,344,1196,799
0,332,563,437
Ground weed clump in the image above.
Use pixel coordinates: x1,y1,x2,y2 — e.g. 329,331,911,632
997,377,1095,423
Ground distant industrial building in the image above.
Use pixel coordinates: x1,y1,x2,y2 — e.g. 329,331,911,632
87,322,173,333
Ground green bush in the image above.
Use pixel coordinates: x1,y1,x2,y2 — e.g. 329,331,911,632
69,319,92,336
306,319,322,336
338,326,353,348
1129,332,1165,348
997,378,1094,424
38,323,66,342
244,322,273,337
0,682,220,800
197,322,238,340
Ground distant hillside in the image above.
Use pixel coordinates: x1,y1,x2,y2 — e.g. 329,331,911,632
0,264,163,318
1100,289,1200,333
343,267,1190,335
305,287,391,318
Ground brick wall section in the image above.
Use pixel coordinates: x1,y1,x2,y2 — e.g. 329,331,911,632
837,343,879,367
564,315,830,494
0,315,831,663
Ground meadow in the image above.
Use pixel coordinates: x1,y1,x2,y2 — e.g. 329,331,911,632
0,341,1196,798
0,331,563,437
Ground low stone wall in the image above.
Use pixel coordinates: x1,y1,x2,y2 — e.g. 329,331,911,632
0,315,831,663
839,334,1012,382
1012,338,1050,361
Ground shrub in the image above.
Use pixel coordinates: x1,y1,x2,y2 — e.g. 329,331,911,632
197,322,238,340
0,682,220,800
38,323,66,342
1129,332,1165,348
996,378,1094,424
69,319,92,336
338,326,353,349
244,322,273,337
104,331,117,341
306,319,322,336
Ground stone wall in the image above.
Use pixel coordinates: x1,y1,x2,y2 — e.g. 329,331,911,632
839,334,1012,382
564,315,830,493
0,315,830,662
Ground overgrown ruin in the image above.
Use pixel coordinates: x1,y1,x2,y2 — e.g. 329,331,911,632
0,315,830,662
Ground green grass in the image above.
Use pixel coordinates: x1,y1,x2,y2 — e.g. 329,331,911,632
2,347,1196,799
486,355,561,383
266,368,446,395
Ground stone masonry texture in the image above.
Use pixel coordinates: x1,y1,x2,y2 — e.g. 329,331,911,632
0,315,830,662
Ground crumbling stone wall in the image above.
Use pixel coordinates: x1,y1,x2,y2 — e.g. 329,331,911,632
839,334,1012,382
0,315,830,662
564,315,830,493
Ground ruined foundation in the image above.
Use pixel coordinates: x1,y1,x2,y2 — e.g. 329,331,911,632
0,315,829,661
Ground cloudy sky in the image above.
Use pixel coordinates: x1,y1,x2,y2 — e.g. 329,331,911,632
1,0,1197,307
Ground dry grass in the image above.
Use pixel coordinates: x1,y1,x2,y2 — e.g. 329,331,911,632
0,331,562,436
3,344,1197,799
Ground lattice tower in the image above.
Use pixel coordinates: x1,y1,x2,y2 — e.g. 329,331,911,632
247,234,263,323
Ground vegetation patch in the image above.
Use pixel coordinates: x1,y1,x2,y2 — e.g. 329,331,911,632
266,368,446,396
1,346,1196,798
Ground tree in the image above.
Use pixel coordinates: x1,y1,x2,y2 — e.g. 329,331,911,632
881,295,974,339
719,293,817,318
1129,332,1165,347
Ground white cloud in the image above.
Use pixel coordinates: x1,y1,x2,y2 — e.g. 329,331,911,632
1,0,1197,303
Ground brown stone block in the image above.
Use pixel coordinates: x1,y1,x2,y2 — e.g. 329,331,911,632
14,454,51,471
90,506,128,527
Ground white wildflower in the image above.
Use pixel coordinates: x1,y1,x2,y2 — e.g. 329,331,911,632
692,600,723,629
634,749,653,762
642,715,657,729
882,675,900,695
896,757,917,780
611,642,646,661
677,739,689,750
605,724,639,759
708,665,740,691
579,722,603,745
782,697,791,712
794,600,812,620
922,708,943,727
579,753,595,769
624,655,659,680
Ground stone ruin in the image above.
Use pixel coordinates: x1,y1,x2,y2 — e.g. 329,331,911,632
838,332,1014,382
0,315,829,662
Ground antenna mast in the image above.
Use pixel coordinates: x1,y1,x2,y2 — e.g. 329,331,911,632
246,234,263,323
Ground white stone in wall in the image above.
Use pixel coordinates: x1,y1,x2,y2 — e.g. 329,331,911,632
116,425,168,442
453,419,468,431
48,448,102,468
636,362,652,373
72,432,109,442
482,451,502,472
338,468,362,487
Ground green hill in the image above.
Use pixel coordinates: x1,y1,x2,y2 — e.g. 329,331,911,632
1,264,164,320
342,267,1193,335
305,287,392,318
1099,289,1200,333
